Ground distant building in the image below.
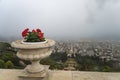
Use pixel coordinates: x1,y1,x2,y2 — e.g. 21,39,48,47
67,45,76,57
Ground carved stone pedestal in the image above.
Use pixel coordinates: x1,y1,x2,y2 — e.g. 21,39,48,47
11,39,55,80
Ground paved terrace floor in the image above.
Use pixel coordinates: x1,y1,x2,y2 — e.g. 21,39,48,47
0,69,120,80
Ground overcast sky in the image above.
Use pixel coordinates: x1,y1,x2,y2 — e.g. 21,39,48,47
0,0,120,41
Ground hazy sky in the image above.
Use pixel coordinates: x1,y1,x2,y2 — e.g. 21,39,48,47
0,0,120,41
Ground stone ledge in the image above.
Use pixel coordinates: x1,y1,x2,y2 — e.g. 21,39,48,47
0,69,120,80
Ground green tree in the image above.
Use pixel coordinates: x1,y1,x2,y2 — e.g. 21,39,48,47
0,59,5,68
1,53,14,61
50,63,65,70
101,66,112,72
50,52,67,62
41,57,66,70
0,42,11,53
5,60,14,69
40,57,55,65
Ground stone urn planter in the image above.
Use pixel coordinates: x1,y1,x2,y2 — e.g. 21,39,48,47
11,39,55,75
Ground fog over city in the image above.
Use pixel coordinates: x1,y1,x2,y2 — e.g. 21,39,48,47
0,0,120,41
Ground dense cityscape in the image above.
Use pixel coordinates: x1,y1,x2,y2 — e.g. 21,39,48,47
53,40,120,62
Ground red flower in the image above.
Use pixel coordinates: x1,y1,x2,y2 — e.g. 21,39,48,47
32,29,36,33
22,28,45,42
36,28,41,33
22,28,29,37
38,32,44,39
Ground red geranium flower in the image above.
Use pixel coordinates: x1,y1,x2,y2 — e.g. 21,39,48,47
32,29,36,33
22,28,45,42
36,28,41,33
22,28,29,37
38,32,44,39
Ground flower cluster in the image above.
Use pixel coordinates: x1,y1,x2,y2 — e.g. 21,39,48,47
22,28,45,42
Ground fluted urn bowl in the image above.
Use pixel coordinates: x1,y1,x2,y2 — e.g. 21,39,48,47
11,39,55,74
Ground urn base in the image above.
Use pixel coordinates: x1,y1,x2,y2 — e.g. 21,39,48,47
25,60,45,73
19,65,49,80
